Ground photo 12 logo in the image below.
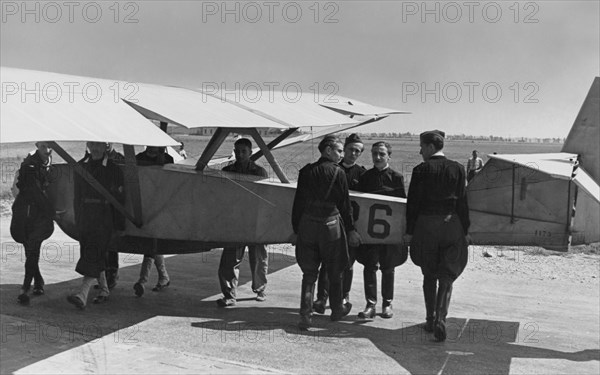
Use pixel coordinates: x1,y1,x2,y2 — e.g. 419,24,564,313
200,81,340,104
401,81,540,104
1,1,140,24
401,1,540,24
1,81,139,104
201,1,340,23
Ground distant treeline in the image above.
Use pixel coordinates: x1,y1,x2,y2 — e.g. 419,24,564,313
336,132,565,144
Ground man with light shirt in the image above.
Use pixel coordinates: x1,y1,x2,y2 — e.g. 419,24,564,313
466,150,484,182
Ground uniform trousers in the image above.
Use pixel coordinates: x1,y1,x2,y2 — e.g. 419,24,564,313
357,244,405,307
74,272,109,305
410,214,468,325
316,246,356,302
138,255,170,285
218,245,268,300
410,214,468,283
296,213,348,317
23,240,44,291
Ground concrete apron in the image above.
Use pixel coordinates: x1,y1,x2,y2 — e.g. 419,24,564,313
1,218,599,374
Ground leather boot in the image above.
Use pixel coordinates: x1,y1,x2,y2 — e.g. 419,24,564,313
363,267,377,307
21,273,33,294
329,278,351,321
423,277,437,332
298,281,315,330
342,266,354,303
381,269,394,318
358,267,377,319
434,281,453,341
313,267,328,314
312,298,326,314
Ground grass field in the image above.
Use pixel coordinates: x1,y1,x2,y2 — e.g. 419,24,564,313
0,135,563,200
2,136,596,254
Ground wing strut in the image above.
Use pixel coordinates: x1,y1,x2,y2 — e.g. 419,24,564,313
246,128,290,183
49,142,142,228
195,127,229,170
194,127,291,183
251,128,298,162
123,145,143,227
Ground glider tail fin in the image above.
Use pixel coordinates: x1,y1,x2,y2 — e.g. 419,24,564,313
562,77,600,183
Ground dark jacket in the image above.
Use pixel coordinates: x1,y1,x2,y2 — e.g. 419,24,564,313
292,158,355,234
339,163,366,190
406,155,470,235
10,152,55,243
222,160,268,177
356,166,406,198
74,155,125,231
135,150,174,166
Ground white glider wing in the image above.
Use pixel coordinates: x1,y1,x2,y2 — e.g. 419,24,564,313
1,67,179,146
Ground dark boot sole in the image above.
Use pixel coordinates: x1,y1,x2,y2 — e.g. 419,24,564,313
358,307,376,319
133,282,144,297
17,294,30,305
298,317,312,331
331,303,352,321
313,301,326,314
434,321,447,341
422,320,434,332
67,295,85,310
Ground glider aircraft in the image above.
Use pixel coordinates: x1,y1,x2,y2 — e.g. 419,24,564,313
467,77,600,251
1,68,598,254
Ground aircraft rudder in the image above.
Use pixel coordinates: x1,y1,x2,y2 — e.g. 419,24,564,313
562,77,600,183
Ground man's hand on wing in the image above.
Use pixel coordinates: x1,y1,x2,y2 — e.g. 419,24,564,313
348,230,362,247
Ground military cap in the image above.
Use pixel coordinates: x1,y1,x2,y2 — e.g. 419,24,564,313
420,130,445,144
344,133,363,147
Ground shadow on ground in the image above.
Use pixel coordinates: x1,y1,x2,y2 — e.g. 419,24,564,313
1,249,598,374
188,308,599,374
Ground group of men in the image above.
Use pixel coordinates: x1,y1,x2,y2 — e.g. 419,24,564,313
12,131,470,342
11,141,177,309
292,131,470,341
67,143,176,308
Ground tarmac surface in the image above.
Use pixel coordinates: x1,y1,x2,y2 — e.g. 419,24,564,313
1,217,599,374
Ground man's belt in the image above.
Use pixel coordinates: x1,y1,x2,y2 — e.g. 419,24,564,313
420,208,455,216
83,198,108,204
305,201,338,218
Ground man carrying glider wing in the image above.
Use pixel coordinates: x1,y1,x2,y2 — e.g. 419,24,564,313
11,141,55,305
133,146,172,297
355,141,407,320
68,142,125,309
313,133,366,315
405,130,470,342
292,135,361,330
216,138,270,307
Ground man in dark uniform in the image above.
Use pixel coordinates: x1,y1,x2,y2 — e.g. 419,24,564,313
68,142,125,309
135,146,174,165
133,146,173,297
292,135,361,330
313,133,366,314
216,138,270,306
103,143,124,289
11,141,55,305
405,130,470,341
355,141,407,319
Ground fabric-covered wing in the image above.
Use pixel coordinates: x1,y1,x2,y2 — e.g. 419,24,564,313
1,67,179,146
124,84,289,129
319,97,408,117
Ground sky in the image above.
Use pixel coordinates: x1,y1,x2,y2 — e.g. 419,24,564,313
1,0,599,138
